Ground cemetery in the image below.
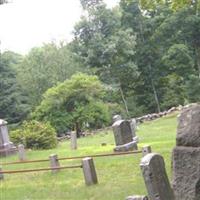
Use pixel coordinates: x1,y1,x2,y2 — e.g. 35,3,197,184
1,104,197,200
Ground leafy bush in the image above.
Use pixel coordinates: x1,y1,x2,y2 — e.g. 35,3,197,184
10,120,57,149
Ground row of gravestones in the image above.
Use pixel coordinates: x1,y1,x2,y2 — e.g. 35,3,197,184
1,104,200,199
126,103,200,200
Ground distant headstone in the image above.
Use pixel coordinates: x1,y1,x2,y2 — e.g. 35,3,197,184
82,157,98,186
172,104,200,200
126,195,148,200
113,115,122,123
49,154,60,173
18,144,26,161
70,131,77,150
130,118,137,138
112,120,138,152
140,153,175,200
0,119,17,157
142,145,152,157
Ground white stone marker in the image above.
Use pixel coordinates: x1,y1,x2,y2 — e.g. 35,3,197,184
70,131,77,150
142,145,152,157
140,153,175,200
126,195,148,200
82,157,98,186
18,144,26,161
49,154,60,173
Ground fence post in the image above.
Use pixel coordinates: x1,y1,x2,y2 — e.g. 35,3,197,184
142,145,152,157
70,131,77,150
82,157,98,186
49,154,60,173
0,166,3,180
18,144,26,161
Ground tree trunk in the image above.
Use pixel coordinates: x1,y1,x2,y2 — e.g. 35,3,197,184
75,122,81,138
148,64,161,113
119,84,130,117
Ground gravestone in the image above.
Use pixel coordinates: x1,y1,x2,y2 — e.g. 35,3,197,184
18,144,26,161
172,104,200,200
113,115,122,123
140,153,175,200
126,195,148,200
70,131,77,150
0,119,17,157
112,119,138,152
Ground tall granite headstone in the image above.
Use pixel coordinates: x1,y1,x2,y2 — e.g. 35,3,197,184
140,153,175,200
0,119,17,157
112,119,138,152
172,104,200,200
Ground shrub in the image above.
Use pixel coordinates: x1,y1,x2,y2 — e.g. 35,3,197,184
10,120,57,149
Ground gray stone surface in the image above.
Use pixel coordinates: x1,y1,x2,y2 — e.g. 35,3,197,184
70,131,77,150
172,104,200,200
18,144,26,161
126,196,148,200
172,147,200,200
82,157,98,186
142,145,152,157
140,153,174,200
0,119,17,157
130,118,137,138
49,154,60,173
114,141,138,152
176,104,200,147
112,120,134,146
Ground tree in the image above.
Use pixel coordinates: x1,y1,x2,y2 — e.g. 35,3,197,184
32,73,111,137
0,52,29,124
17,42,83,107
72,1,139,116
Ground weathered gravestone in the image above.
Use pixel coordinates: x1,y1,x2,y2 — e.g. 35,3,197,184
70,131,77,150
172,104,200,200
140,153,175,200
18,144,26,161
0,119,17,157
112,119,138,152
126,195,148,200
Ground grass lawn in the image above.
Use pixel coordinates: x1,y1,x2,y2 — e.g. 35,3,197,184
0,112,178,200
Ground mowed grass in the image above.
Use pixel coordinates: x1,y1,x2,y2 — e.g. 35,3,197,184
0,113,178,200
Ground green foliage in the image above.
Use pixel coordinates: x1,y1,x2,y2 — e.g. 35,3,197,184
10,120,57,149
17,43,83,107
186,75,200,103
33,73,111,135
0,52,30,124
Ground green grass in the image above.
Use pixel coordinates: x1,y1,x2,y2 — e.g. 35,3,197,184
0,113,178,200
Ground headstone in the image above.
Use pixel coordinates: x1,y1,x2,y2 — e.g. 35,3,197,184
70,131,77,150
0,119,17,157
82,157,98,186
113,115,122,123
172,104,200,200
112,120,138,152
140,153,175,200
130,118,137,137
126,196,148,200
0,166,3,180
142,145,152,157
18,144,26,161
49,154,60,173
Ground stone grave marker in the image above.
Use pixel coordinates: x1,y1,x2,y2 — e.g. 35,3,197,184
140,153,175,200
112,119,138,152
0,119,17,157
49,154,60,173
70,131,77,150
18,144,26,161
172,104,200,200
